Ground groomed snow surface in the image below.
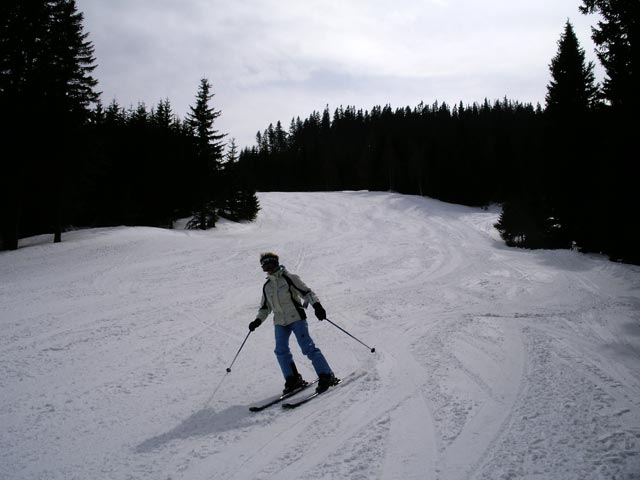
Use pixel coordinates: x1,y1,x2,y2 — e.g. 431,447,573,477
2,191,640,480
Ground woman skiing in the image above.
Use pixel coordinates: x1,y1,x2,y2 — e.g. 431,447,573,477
249,252,338,394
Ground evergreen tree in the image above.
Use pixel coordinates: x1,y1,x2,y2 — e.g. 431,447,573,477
153,98,174,129
545,20,599,247
219,139,260,222
581,0,639,264
496,21,599,251
218,139,240,221
0,0,99,249
545,20,599,115
495,195,561,249
580,0,639,110
226,138,239,165
46,0,99,121
43,0,99,243
185,78,225,230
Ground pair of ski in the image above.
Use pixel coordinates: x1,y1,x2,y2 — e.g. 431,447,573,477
249,377,342,411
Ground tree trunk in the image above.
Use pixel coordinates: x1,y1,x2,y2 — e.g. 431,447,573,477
1,197,21,250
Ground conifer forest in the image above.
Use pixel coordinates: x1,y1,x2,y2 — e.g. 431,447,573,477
1,0,638,265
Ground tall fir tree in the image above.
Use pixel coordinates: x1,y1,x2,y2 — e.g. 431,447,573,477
580,0,639,110
545,20,599,115
185,78,225,230
580,0,639,264
546,20,599,246
0,0,99,249
496,21,599,250
219,139,260,222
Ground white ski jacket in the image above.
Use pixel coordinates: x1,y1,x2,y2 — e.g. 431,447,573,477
256,266,320,326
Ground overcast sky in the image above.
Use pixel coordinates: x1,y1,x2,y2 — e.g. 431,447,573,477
77,0,603,150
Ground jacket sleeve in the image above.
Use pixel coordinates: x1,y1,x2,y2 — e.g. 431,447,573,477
288,273,320,306
256,285,271,322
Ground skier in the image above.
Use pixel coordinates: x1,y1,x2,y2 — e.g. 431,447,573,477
249,252,338,394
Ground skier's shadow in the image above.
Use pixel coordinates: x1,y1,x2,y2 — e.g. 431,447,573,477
135,404,253,453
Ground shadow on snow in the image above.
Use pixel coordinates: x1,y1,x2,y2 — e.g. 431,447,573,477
135,404,254,453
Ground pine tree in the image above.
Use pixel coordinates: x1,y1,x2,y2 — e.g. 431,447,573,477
219,139,260,221
496,21,600,252
185,78,225,230
0,0,99,249
540,20,600,247
46,0,99,122
580,0,639,264
495,196,560,249
153,99,174,129
580,0,639,110
545,20,599,115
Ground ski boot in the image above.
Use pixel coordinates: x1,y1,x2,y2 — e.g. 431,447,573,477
283,373,307,395
316,373,339,393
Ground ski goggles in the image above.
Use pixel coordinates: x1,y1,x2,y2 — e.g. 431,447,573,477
260,256,278,266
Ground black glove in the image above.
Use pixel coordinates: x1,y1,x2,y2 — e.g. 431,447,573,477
313,302,327,320
248,319,262,331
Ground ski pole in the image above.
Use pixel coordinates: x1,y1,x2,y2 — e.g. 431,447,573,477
324,318,375,353
226,331,251,372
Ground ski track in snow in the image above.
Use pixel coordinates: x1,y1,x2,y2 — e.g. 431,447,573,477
1,191,640,480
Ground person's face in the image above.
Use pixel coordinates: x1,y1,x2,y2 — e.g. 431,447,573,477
261,259,279,274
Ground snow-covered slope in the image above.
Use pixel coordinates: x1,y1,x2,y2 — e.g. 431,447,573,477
2,191,639,480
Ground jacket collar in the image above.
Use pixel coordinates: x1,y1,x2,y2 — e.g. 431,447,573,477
266,265,286,280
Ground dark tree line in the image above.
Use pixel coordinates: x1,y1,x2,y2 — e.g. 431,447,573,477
240,2,638,265
1,1,259,251
242,99,542,207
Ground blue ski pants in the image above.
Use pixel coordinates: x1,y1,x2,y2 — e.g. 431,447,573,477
274,320,332,379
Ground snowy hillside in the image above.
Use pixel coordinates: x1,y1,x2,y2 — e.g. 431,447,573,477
2,191,639,480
